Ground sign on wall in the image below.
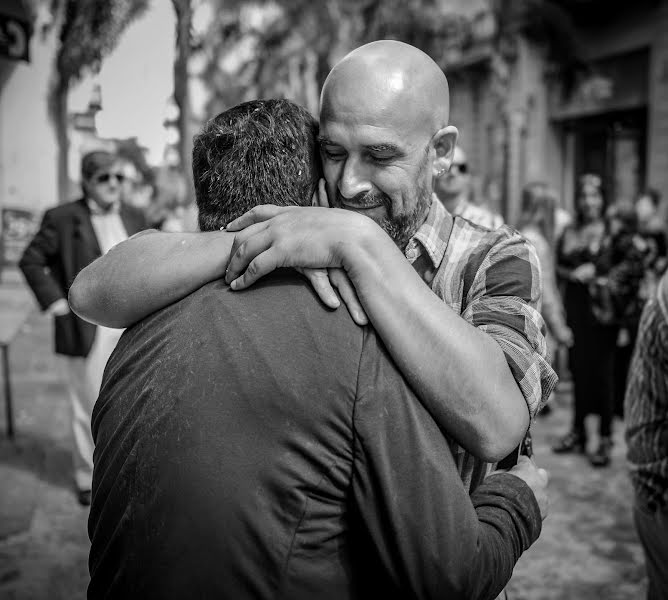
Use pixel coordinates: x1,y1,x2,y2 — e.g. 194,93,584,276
0,207,38,268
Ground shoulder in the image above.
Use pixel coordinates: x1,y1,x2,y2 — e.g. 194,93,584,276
38,199,87,229
43,198,87,219
450,217,535,265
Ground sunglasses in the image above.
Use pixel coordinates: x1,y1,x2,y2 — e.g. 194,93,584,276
450,162,468,174
92,172,125,184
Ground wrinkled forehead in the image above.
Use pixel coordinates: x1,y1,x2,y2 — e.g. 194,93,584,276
320,70,435,148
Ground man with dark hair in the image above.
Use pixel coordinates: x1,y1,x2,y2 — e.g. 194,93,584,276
80,98,547,599
192,99,320,230
19,150,147,506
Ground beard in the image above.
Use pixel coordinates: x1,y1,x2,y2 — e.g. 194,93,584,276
330,159,432,250
332,187,430,250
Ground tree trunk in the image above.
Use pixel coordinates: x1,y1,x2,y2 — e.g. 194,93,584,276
51,80,70,205
172,0,193,202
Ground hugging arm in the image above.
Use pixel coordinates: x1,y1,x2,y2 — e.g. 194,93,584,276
226,206,553,462
68,228,367,328
352,330,544,600
68,230,233,328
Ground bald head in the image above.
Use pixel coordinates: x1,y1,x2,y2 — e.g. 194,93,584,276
317,41,458,248
321,40,450,133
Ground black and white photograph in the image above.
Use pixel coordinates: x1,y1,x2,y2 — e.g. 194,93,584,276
0,0,667,598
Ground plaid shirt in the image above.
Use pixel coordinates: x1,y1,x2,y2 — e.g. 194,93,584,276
625,274,668,511
405,198,557,490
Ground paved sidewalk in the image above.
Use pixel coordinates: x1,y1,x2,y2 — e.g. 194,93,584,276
0,272,648,599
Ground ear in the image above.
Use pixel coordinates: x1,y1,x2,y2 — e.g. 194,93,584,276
431,126,458,179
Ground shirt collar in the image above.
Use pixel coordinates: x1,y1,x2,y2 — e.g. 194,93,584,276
404,194,453,269
87,198,120,216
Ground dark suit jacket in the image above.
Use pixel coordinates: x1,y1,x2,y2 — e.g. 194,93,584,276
89,271,541,600
19,198,147,357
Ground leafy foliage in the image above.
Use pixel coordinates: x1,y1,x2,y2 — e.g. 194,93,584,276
52,0,150,87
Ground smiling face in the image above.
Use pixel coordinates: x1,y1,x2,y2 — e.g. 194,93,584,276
318,41,457,249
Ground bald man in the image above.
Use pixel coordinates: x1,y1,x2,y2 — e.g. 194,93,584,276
71,41,555,493
434,146,505,230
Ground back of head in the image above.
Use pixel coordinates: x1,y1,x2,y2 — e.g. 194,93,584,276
193,99,320,231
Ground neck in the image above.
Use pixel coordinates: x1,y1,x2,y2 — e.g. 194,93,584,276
436,192,465,215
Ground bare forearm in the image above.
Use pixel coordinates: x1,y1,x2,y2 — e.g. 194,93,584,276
344,226,529,461
69,230,233,328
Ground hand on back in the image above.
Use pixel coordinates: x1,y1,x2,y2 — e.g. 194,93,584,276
224,180,373,325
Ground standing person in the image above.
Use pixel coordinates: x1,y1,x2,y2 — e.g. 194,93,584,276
79,98,548,600
600,204,651,418
517,182,573,365
19,150,147,505
552,173,617,467
434,146,505,229
71,41,556,496
625,269,668,600
636,188,667,292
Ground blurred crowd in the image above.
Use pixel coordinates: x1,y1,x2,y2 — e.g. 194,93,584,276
440,148,666,471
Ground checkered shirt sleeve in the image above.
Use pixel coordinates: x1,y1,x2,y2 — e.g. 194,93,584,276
434,221,558,419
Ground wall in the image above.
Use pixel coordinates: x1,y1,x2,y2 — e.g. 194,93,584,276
647,1,668,205
0,22,59,216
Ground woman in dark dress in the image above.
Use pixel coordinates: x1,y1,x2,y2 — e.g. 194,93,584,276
552,174,618,467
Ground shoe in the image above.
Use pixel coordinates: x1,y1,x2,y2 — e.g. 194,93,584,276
589,437,612,467
77,489,92,507
552,430,586,454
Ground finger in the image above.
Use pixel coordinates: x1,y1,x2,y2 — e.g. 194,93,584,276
226,228,275,284
317,178,330,208
229,247,282,291
303,268,341,309
225,205,287,232
228,221,270,272
329,268,368,326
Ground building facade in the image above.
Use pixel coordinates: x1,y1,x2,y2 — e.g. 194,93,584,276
440,0,668,226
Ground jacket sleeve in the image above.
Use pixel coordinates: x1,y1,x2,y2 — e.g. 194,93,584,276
18,209,66,310
351,329,542,600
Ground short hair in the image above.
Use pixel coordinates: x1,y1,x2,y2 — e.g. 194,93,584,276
192,99,321,231
81,151,118,181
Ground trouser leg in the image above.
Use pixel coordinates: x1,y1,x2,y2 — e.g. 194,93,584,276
64,326,123,492
66,356,94,492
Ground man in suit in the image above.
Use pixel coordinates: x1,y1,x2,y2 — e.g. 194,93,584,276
82,99,547,599
19,150,147,506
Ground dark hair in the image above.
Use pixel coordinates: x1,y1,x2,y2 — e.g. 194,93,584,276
192,99,320,231
575,172,606,226
81,151,118,181
638,187,662,207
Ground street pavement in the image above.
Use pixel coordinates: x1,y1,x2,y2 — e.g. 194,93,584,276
0,272,648,599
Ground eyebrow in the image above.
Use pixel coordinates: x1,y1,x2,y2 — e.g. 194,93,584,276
317,137,401,154
365,143,401,155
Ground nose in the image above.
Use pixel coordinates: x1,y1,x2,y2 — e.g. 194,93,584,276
338,155,372,200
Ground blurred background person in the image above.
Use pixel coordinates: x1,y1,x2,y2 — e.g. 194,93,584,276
434,146,504,229
552,174,618,467
18,150,148,506
517,182,573,418
636,188,668,294
599,204,652,419
625,268,668,600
